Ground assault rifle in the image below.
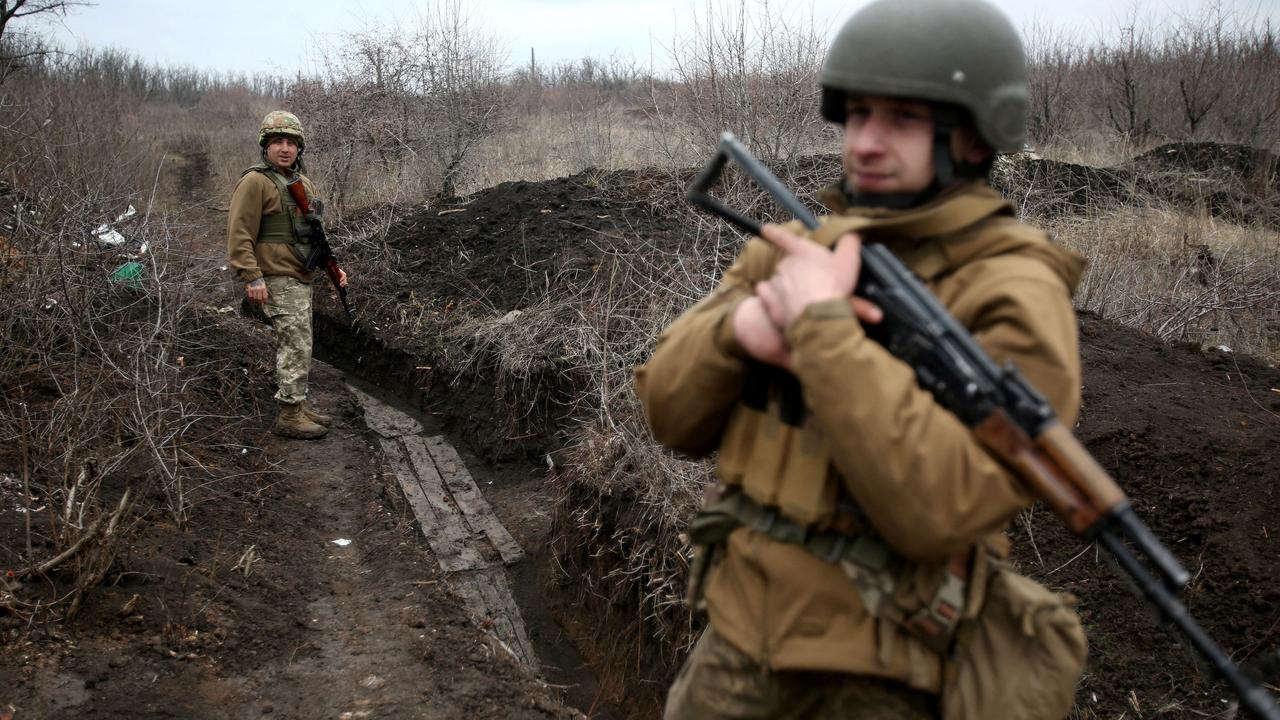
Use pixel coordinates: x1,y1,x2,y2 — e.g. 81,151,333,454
284,177,352,317
686,132,1280,720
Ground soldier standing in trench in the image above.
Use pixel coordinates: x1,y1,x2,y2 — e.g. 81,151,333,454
636,0,1086,717
228,110,347,440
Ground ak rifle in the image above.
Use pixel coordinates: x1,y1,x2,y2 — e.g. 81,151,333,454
284,177,353,317
686,132,1280,720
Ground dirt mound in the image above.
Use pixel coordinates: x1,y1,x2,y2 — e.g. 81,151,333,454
319,161,1280,719
1126,141,1280,185
1021,313,1280,713
998,141,1280,229
375,170,686,315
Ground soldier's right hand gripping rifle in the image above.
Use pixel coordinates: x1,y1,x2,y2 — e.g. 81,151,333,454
284,177,352,317
687,132,1280,720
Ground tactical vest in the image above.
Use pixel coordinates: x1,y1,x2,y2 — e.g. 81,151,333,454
716,189,1014,527
693,188,1025,649
242,164,314,264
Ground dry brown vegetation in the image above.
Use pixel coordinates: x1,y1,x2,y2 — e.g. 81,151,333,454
1,1,1278,716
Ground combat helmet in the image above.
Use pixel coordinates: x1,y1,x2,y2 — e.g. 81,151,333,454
258,110,305,150
820,0,1027,201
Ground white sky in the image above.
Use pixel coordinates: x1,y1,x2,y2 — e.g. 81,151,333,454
35,0,1280,78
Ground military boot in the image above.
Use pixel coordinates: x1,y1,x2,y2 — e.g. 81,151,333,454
301,402,333,427
273,402,328,439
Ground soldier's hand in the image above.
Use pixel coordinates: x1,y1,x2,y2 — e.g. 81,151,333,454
732,296,793,370
336,267,349,288
246,278,268,305
756,223,881,328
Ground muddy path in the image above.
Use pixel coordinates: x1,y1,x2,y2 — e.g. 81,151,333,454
2,358,582,718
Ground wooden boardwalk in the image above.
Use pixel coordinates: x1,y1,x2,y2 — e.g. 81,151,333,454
350,385,534,666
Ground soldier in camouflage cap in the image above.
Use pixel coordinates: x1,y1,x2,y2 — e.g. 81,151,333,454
227,110,346,439
638,0,1086,718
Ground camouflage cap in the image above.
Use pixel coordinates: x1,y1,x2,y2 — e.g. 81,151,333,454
258,110,305,149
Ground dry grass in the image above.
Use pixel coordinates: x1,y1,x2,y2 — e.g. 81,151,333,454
1037,201,1279,361
465,108,671,194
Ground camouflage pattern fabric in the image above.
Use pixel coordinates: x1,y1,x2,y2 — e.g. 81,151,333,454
258,110,305,148
264,276,313,404
664,626,938,720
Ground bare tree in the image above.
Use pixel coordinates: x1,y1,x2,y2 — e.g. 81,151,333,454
0,0,87,85
652,0,830,176
1169,4,1229,138
1100,21,1155,143
294,1,509,206
1024,20,1084,147
413,0,509,197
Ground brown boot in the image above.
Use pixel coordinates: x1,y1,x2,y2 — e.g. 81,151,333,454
273,402,328,439
301,402,333,427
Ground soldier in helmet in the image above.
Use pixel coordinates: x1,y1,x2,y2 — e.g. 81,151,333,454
228,110,347,439
637,0,1085,717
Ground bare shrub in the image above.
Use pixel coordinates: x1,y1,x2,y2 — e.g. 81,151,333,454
1034,202,1279,360
649,0,836,180
293,0,510,210
0,41,270,624
431,210,745,709
0,189,264,623
1028,7,1280,156
1024,21,1085,148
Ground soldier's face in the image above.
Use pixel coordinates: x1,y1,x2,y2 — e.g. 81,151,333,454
265,136,299,171
841,95,936,194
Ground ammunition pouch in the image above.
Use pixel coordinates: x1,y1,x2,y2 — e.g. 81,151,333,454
245,164,315,265
943,564,1087,720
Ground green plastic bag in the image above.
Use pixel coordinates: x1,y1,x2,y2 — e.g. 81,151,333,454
109,261,144,290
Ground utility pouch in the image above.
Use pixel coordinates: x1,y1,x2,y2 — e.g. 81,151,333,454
684,487,741,610
942,563,1087,720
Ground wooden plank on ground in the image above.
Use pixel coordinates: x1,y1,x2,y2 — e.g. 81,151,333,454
473,567,535,664
423,435,525,566
348,385,423,438
379,437,486,573
450,568,535,666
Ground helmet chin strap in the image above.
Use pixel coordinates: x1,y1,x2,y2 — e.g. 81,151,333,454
842,109,962,211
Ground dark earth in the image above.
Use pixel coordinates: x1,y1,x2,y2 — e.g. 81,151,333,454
3,143,1279,718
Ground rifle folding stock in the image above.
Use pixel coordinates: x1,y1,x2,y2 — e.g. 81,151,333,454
687,132,1280,720
284,177,352,317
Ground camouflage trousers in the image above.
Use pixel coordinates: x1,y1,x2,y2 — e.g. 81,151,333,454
264,276,314,405
664,626,938,720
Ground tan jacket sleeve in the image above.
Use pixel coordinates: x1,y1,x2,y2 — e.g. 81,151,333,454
227,174,269,283
784,256,1080,560
634,237,782,455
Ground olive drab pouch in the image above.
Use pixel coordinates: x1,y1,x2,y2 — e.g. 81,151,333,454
248,165,314,265
942,562,1087,720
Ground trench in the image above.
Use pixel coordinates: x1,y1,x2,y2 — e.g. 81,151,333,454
312,314,623,720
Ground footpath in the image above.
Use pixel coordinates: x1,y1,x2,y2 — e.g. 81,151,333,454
3,359,581,720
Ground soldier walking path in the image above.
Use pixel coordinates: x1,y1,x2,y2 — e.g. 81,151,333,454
349,384,535,667
2,361,578,720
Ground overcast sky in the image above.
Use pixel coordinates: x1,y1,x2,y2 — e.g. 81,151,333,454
34,0,1280,78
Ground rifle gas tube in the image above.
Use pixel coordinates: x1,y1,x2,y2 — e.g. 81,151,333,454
285,177,353,317
686,131,1280,720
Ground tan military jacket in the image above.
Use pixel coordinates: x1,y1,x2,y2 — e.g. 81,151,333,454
634,181,1084,693
226,169,317,284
